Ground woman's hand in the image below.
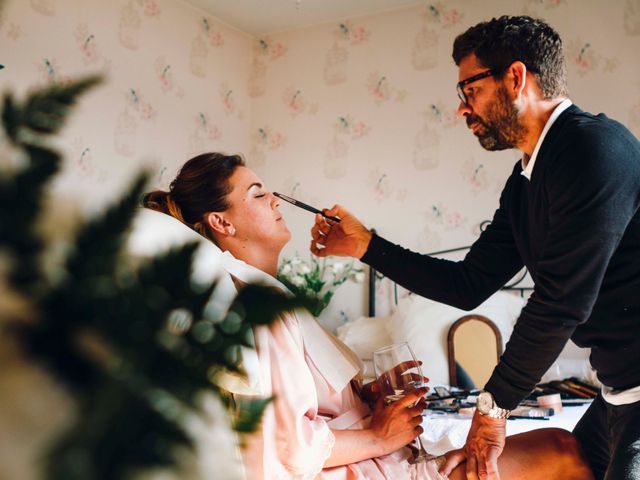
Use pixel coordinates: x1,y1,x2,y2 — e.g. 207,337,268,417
359,361,428,406
439,448,467,477
368,387,428,457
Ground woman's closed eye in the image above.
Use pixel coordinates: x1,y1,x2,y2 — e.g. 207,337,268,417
254,193,266,198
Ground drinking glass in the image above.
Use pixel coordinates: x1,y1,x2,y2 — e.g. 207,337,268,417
373,342,436,464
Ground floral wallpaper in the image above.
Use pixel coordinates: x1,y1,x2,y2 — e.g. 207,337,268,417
248,0,640,328
1,0,253,209
1,0,638,331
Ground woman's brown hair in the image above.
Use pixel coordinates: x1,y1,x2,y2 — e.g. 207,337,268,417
142,152,245,240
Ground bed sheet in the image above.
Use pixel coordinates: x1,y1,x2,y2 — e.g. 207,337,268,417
419,403,591,456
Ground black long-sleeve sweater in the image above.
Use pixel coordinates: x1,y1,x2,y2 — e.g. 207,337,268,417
361,105,640,409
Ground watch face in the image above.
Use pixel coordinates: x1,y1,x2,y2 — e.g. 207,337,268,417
477,392,493,413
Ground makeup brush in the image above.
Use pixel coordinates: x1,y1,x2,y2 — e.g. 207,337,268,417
274,192,341,223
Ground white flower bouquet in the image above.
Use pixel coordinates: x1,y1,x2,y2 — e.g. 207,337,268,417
277,255,364,316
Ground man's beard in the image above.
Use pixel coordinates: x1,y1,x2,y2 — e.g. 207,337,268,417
466,86,527,151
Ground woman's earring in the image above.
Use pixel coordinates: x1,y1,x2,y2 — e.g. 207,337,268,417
228,226,236,236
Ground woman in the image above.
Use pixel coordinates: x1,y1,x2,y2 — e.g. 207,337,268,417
143,152,593,480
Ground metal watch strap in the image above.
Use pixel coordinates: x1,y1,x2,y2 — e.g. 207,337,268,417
478,391,511,419
484,405,511,419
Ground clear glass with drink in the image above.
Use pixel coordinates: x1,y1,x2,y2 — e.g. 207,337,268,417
373,341,436,464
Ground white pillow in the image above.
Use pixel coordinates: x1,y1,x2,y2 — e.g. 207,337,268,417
336,315,393,361
128,208,224,285
540,341,592,383
390,291,526,386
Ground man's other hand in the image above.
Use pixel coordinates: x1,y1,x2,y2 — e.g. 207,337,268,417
455,410,506,479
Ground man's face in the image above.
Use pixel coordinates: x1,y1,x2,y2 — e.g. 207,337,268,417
457,54,527,151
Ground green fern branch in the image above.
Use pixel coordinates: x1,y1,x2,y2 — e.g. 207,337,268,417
2,75,102,145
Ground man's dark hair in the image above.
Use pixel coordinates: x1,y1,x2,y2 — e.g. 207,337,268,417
452,15,568,99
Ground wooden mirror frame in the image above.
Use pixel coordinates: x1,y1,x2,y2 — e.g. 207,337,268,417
447,314,503,388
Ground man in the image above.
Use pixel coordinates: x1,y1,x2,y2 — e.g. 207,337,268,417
310,15,640,480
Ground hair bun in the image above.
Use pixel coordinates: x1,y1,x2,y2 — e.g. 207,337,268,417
142,190,171,215
142,190,187,224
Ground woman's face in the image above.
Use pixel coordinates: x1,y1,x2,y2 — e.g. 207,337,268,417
223,166,291,247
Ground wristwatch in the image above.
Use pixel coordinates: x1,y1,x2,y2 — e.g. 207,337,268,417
476,391,511,419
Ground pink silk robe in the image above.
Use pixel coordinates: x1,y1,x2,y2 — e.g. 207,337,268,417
241,311,445,480
220,252,444,479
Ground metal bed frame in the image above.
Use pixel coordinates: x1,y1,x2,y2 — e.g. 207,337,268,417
367,222,534,316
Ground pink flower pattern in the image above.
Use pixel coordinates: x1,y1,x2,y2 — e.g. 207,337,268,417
142,0,160,17
155,57,184,96
368,75,390,104
189,113,223,151
140,101,155,119
159,65,172,91
75,25,99,65
367,74,406,105
351,26,369,44
157,166,168,188
431,204,467,231
208,126,222,140
39,58,61,83
255,37,287,59
283,87,305,116
351,121,369,139
461,159,489,194
71,139,110,180
566,40,617,76
334,115,370,140
77,147,92,175
425,3,463,28
202,18,224,47
129,89,156,120
270,42,286,59
269,132,286,149
367,169,396,202
209,31,224,47
441,9,462,27
288,91,303,114
575,43,594,73
255,127,287,151
223,92,235,114
427,103,459,128
220,84,236,115
336,21,371,44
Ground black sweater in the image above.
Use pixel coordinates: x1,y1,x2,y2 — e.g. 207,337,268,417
361,105,640,409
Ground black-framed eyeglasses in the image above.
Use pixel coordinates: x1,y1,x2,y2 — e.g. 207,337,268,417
456,69,494,106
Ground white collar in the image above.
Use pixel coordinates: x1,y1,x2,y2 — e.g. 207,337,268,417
521,99,572,180
219,251,361,395
219,250,290,294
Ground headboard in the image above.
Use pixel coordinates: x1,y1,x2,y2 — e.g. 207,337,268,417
367,222,533,317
